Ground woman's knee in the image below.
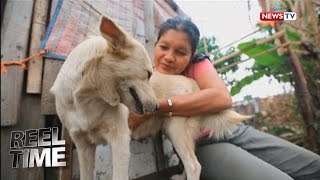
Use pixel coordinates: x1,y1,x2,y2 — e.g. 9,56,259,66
196,143,293,180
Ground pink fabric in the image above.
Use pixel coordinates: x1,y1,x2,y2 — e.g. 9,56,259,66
184,58,214,79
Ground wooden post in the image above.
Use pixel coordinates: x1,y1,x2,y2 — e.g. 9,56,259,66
305,0,320,50
275,23,319,153
41,0,63,115
1,0,34,126
143,0,155,65
0,0,7,25
1,91,45,180
41,59,63,114
143,0,167,172
45,0,73,178
59,127,73,180
26,0,49,94
152,133,166,171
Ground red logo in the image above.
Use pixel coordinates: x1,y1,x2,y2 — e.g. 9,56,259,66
260,12,296,21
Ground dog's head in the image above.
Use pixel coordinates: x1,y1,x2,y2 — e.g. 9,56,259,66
82,15,158,114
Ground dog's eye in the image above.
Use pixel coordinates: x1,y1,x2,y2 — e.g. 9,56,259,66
147,71,152,79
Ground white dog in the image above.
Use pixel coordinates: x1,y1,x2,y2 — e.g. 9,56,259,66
51,14,250,180
132,71,251,180
50,15,159,180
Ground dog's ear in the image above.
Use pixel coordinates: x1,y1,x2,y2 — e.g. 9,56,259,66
100,15,127,51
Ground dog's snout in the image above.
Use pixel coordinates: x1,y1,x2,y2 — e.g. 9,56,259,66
127,82,158,115
143,101,159,113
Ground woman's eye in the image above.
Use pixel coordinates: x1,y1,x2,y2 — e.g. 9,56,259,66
159,45,168,50
177,51,187,56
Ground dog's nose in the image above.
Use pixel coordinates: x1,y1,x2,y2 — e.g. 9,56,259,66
143,101,159,113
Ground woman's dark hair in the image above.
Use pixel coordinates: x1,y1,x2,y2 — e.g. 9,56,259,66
157,16,200,57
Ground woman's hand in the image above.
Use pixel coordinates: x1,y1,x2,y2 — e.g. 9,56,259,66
128,112,152,131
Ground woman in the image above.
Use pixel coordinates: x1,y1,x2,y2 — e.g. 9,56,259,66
129,16,320,180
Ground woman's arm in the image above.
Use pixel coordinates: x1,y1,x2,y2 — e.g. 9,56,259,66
157,66,232,116
129,61,232,130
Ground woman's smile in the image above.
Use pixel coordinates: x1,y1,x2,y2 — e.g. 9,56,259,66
159,63,174,71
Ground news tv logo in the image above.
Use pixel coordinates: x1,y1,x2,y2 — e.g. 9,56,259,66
260,12,297,21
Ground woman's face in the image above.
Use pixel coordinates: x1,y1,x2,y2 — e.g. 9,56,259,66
154,29,192,75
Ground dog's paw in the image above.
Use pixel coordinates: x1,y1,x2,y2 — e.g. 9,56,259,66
170,174,186,180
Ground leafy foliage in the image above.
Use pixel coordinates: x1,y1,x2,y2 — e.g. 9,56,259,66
230,71,264,95
196,29,296,97
229,28,301,96
197,37,241,76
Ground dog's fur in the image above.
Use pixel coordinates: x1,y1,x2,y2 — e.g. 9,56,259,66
51,15,250,180
132,72,251,180
50,15,158,180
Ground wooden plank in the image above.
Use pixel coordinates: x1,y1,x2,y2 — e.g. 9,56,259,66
134,165,182,180
59,127,73,180
16,94,45,180
1,89,45,180
91,138,158,179
41,0,63,115
152,133,166,171
143,0,156,65
1,0,35,126
41,58,63,114
0,0,7,25
41,1,71,179
1,0,48,177
26,0,49,94
142,0,168,173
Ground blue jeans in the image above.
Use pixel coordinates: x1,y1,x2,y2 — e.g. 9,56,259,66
196,124,320,180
